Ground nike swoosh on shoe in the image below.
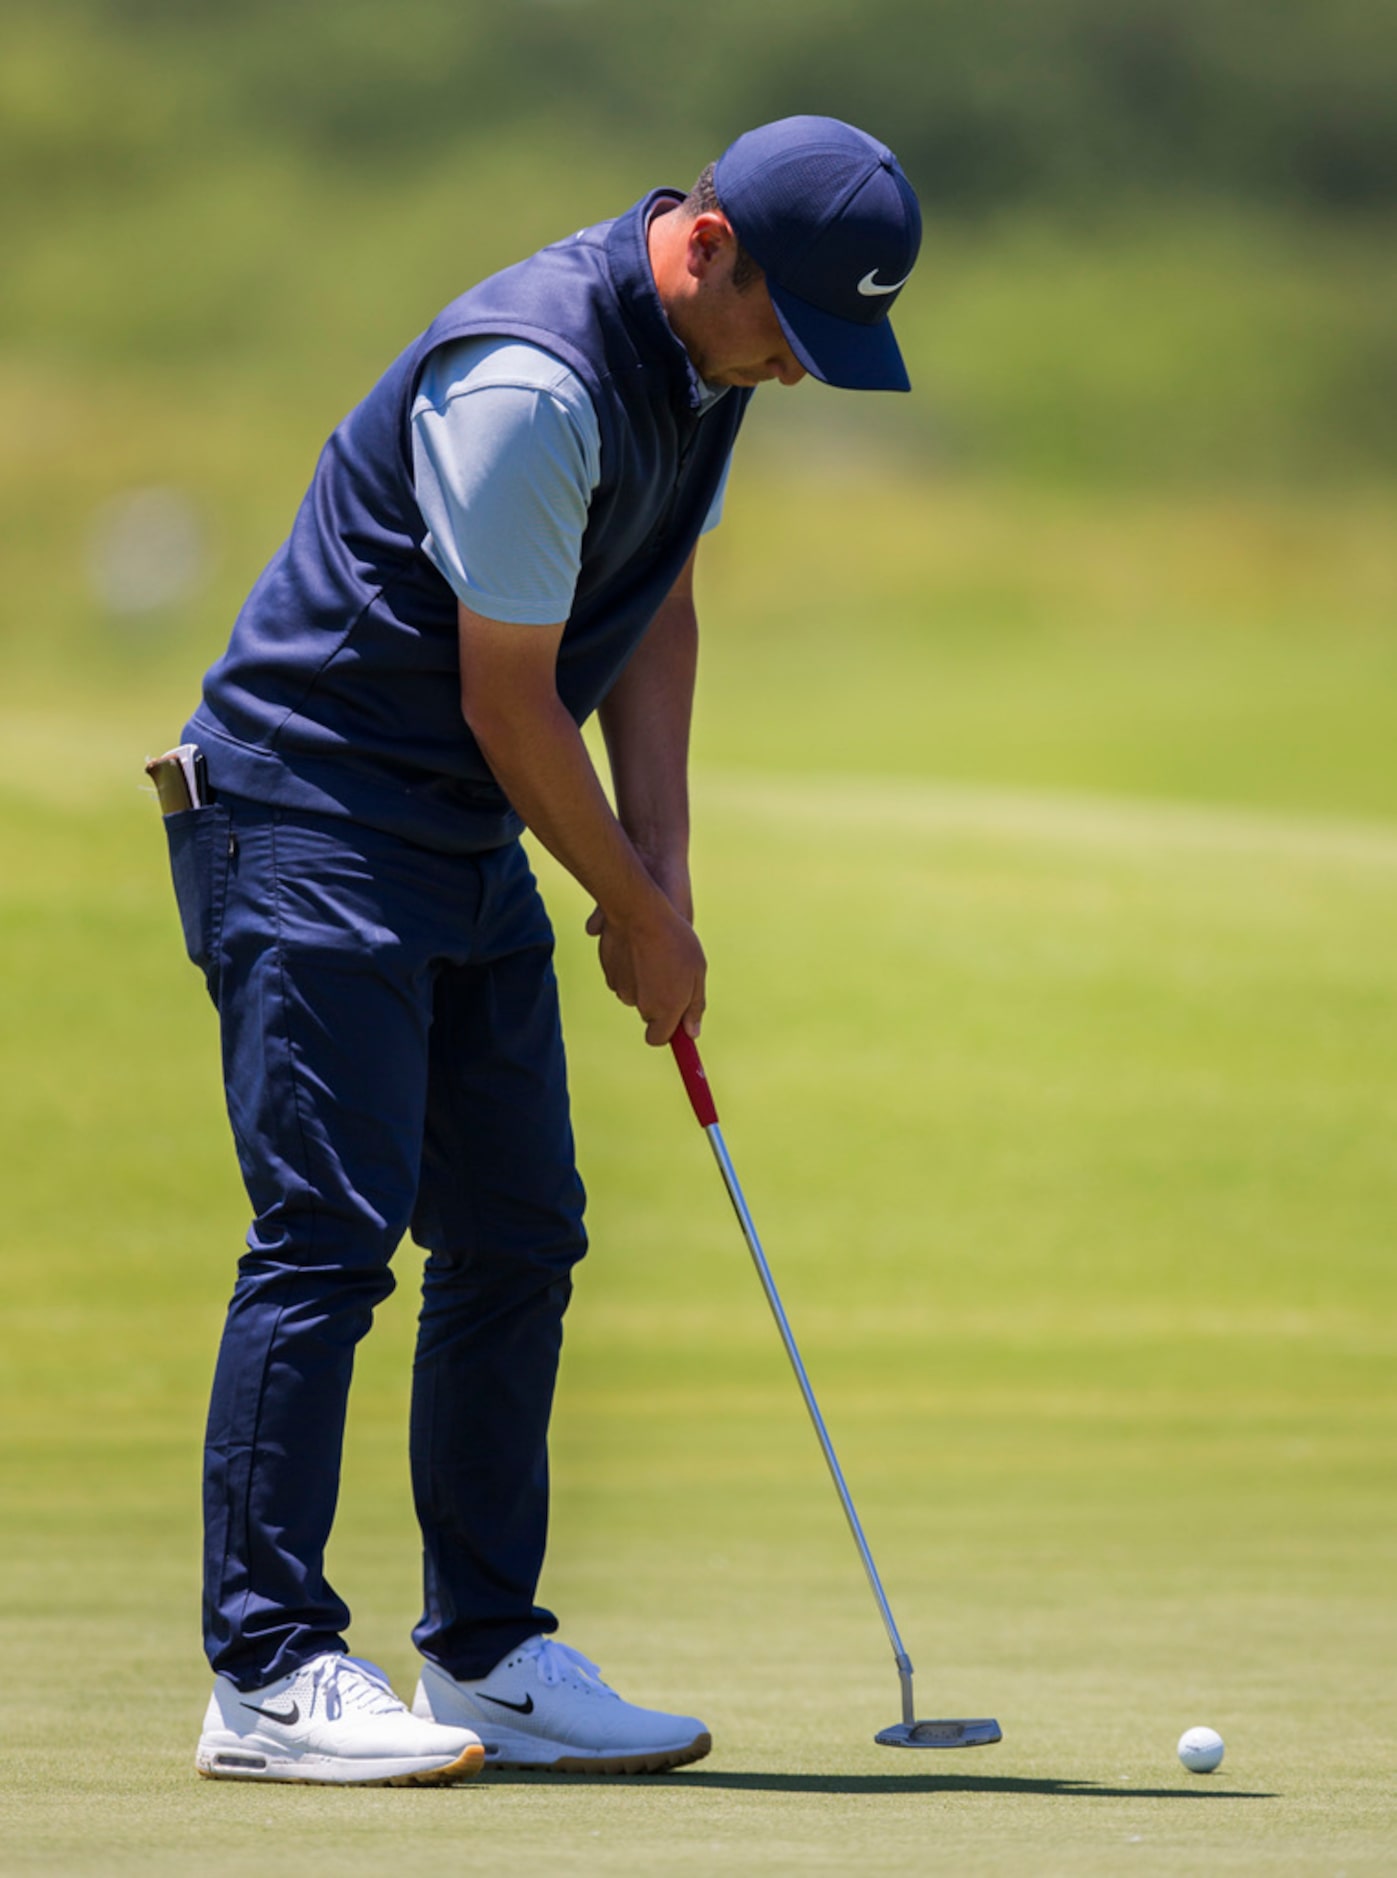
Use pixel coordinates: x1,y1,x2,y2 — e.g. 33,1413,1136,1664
479,1693,535,1715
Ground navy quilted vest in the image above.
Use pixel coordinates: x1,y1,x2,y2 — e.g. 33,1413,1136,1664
188,190,751,852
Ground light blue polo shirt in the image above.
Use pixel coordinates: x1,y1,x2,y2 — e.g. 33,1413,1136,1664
411,336,732,626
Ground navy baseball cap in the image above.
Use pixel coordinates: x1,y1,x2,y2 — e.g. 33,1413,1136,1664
714,116,922,392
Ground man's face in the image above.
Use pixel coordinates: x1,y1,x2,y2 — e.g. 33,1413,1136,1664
686,271,808,389
671,212,808,389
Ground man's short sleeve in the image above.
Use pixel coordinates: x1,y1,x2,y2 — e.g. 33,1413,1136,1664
410,337,602,625
701,452,731,534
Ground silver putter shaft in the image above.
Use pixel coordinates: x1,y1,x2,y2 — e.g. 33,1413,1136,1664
670,1032,1001,1751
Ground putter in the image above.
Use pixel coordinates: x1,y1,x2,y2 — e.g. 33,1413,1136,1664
670,1030,1001,1751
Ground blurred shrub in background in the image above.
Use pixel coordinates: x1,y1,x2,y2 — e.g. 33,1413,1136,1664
8,0,1391,212
1,0,1391,707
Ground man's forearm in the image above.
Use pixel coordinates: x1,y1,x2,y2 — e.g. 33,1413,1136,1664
467,682,667,930
458,598,706,1041
598,575,699,911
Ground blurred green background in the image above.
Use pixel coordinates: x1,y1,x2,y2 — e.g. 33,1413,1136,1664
2,4,1394,1873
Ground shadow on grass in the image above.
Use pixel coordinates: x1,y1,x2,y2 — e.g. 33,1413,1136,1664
486,1771,1277,1798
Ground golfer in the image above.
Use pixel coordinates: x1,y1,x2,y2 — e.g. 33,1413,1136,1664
162,115,921,1785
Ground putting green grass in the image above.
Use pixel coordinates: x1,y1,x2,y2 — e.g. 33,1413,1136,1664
2,592,1394,1872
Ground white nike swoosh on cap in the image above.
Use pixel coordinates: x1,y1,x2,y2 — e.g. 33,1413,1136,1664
856,269,912,297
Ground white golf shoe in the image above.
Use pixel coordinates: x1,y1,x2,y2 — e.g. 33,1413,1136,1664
196,1652,485,1785
412,1635,711,1774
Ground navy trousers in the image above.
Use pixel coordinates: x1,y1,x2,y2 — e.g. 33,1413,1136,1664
166,795,587,1691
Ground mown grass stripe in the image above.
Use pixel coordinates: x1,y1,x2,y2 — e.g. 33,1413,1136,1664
698,769,1397,868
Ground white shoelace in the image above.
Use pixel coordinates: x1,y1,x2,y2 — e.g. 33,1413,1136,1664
519,1636,617,1698
307,1655,404,1721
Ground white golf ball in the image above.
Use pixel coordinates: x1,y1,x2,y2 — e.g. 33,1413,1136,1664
1177,1725,1225,1773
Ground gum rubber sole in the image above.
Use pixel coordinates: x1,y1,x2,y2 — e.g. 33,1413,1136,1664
197,1741,486,1786
490,1731,712,1776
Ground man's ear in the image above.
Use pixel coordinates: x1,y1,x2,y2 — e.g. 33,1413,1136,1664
685,211,735,280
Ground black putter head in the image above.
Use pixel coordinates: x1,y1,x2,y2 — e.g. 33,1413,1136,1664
876,1718,1003,1749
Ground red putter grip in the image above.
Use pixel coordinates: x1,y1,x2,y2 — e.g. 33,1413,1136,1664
670,1030,719,1128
